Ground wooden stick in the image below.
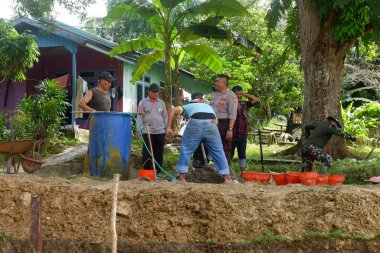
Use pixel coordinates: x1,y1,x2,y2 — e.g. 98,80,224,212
30,196,43,253
111,174,120,253
200,143,207,164
146,125,156,176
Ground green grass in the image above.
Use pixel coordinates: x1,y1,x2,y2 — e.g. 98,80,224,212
44,136,81,157
0,231,8,238
245,230,379,245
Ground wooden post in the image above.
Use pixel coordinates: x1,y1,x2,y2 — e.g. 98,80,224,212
30,196,43,253
111,174,120,253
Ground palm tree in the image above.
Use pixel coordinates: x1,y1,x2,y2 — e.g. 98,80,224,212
106,0,261,109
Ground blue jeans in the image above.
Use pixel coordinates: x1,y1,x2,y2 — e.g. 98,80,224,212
231,134,248,168
176,119,230,175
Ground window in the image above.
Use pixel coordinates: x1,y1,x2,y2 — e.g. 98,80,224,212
143,75,151,84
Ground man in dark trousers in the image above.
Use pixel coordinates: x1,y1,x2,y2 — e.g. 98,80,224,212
137,83,167,177
166,93,233,184
301,116,360,174
231,85,260,175
209,74,238,175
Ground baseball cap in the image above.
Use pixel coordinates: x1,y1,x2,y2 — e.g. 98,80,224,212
327,116,342,128
148,83,160,92
190,92,203,103
98,72,116,82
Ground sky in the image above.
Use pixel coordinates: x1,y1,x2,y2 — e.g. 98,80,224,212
0,0,108,27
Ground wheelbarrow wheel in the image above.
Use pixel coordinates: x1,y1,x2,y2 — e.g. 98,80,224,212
21,151,42,173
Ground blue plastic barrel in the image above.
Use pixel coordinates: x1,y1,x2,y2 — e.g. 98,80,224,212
88,112,132,179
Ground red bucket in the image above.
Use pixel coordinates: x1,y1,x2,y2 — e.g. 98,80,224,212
242,171,271,184
272,173,287,185
139,169,155,181
286,171,300,184
316,174,329,185
329,174,345,185
299,171,318,186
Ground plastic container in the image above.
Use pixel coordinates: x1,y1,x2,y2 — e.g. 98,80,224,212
89,112,132,179
286,171,300,184
139,169,155,181
242,171,271,184
299,171,318,186
329,174,346,185
272,173,287,185
316,174,329,185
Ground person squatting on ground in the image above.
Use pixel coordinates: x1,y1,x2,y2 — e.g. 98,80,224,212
166,92,233,184
231,85,260,175
301,116,360,174
137,83,167,177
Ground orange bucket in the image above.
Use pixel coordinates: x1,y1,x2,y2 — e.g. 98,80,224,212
242,171,271,184
286,171,300,184
272,173,287,185
260,173,272,184
299,171,318,186
329,174,345,185
139,169,155,181
316,174,329,185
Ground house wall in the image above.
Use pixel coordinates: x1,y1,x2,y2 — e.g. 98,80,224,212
121,62,212,112
122,63,137,113
0,82,25,112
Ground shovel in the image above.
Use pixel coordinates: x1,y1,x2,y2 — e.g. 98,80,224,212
146,125,156,178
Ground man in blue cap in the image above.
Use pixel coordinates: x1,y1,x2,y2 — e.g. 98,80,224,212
301,116,360,174
166,92,233,183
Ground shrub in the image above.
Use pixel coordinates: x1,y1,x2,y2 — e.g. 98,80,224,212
18,79,70,140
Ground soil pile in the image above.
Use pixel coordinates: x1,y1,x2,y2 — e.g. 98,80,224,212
0,174,380,246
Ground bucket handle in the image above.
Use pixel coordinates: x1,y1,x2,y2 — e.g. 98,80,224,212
141,158,153,170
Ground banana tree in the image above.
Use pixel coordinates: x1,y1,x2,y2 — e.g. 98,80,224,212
107,0,261,110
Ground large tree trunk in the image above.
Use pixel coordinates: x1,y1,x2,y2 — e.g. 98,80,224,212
290,0,357,159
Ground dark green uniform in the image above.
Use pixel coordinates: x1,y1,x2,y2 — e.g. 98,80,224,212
301,120,356,174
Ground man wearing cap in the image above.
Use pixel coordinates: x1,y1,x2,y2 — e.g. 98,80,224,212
137,83,167,177
79,72,115,173
301,116,360,174
79,71,114,112
231,85,260,176
209,74,238,170
166,92,233,183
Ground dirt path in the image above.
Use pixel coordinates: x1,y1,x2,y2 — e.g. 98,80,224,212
41,144,87,167
1,174,380,249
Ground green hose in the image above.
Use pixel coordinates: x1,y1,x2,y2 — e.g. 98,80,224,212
127,113,177,181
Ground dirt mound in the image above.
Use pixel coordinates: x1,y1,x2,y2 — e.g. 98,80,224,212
1,174,380,246
186,165,224,183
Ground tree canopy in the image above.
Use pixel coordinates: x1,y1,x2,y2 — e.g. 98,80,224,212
13,0,96,19
183,7,304,120
0,19,39,82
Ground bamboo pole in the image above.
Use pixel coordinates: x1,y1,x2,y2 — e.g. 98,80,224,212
146,125,156,176
111,174,120,253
